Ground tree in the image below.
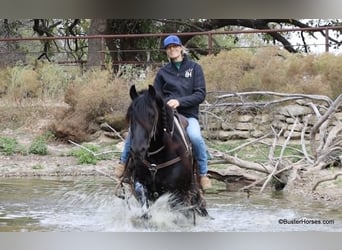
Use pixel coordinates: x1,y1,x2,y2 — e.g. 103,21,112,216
85,19,342,71
2,19,342,69
0,19,26,66
86,19,107,69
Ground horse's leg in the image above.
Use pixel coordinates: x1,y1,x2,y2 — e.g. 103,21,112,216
134,180,150,219
188,188,209,218
195,191,209,217
185,192,197,225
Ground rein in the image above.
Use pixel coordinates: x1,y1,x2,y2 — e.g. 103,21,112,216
143,116,180,169
142,156,182,172
142,155,182,199
142,114,186,196
143,114,187,172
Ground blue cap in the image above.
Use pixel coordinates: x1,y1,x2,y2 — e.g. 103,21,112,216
163,35,182,48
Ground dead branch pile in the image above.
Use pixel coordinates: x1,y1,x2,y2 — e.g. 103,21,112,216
203,91,342,196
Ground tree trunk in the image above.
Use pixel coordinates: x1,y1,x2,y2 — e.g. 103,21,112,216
86,19,108,70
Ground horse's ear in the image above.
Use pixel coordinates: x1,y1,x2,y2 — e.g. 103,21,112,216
148,85,156,98
129,85,138,100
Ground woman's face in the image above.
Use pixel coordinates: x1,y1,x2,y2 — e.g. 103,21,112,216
166,44,183,61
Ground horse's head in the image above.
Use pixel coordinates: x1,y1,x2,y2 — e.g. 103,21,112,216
127,85,163,162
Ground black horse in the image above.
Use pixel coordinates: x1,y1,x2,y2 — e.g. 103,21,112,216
119,85,208,219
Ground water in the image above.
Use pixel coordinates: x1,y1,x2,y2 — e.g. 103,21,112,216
0,177,341,232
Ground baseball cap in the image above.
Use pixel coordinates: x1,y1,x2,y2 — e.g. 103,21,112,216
163,35,182,48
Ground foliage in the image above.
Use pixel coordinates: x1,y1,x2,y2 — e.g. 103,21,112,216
28,131,55,155
2,19,342,68
29,135,48,155
1,46,342,143
68,144,100,164
34,61,73,99
200,49,254,92
200,47,340,98
7,65,41,99
1,62,79,102
0,136,18,155
32,164,44,169
51,67,131,142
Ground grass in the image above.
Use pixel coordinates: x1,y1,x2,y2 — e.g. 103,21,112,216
68,144,99,164
67,143,116,165
28,132,55,155
0,136,19,155
29,136,48,155
32,164,44,170
207,139,304,163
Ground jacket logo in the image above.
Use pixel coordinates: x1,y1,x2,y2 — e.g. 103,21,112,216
185,68,193,78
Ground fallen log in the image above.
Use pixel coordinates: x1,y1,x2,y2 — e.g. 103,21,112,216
207,169,257,191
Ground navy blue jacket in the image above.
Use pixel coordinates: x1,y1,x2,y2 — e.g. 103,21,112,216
153,56,206,120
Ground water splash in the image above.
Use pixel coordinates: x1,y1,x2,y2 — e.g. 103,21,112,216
2,178,341,232
41,181,197,232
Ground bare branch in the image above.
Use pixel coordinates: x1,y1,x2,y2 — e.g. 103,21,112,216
219,153,272,174
260,162,280,193
259,118,298,193
102,123,125,141
312,173,342,191
225,132,272,154
310,94,342,159
240,164,295,191
268,127,283,161
307,102,322,117
215,91,333,105
68,140,118,156
301,115,314,164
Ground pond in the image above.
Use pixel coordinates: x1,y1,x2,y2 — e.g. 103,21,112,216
0,177,341,232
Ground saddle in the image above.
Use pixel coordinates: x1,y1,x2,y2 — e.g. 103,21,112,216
173,112,191,154
174,112,188,129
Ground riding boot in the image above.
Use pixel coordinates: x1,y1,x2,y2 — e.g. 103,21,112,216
114,163,125,179
200,175,212,190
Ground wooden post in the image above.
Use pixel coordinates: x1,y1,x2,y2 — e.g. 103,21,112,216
325,27,329,53
101,37,105,69
208,32,213,55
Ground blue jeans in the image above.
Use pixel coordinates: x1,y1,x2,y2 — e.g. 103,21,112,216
120,117,208,176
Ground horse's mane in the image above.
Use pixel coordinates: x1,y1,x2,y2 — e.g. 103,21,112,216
126,89,150,121
126,87,174,133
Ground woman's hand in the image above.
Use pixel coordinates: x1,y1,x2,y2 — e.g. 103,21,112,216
167,99,180,109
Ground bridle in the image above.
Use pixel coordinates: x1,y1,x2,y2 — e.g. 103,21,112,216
130,97,192,197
